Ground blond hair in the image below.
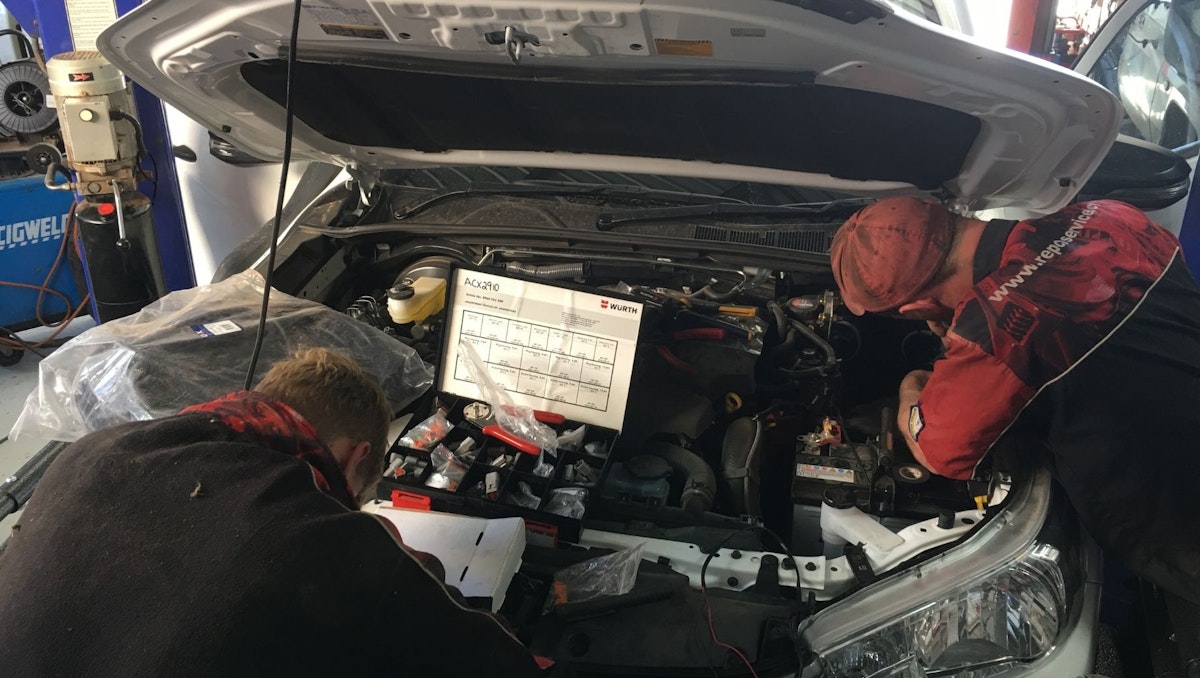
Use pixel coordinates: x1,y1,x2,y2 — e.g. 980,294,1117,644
255,348,391,470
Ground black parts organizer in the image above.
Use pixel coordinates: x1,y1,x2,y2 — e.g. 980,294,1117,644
381,396,617,544
379,266,646,545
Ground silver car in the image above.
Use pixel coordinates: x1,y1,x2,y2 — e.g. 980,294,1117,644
45,0,1190,674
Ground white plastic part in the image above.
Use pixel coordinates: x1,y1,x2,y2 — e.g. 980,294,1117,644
387,277,447,324
582,506,985,602
820,503,905,552
363,502,526,613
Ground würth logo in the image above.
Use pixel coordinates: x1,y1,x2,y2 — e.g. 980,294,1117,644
600,299,639,315
70,72,94,82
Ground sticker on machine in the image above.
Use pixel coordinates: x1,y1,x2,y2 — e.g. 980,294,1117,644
796,463,855,484
653,39,714,57
190,321,242,337
65,0,117,52
302,3,389,39
319,24,388,39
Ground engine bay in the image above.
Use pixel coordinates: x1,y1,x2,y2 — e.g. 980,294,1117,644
295,204,1003,673
339,244,987,524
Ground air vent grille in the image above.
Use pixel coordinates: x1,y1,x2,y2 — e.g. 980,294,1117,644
693,225,834,255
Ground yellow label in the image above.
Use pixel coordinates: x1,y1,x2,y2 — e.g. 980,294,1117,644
654,39,714,57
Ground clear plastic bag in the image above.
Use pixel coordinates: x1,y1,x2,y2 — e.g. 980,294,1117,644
453,437,478,464
544,487,587,519
10,271,434,442
507,481,541,509
399,412,454,451
458,339,557,453
583,441,610,459
532,450,555,478
426,444,469,491
557,425,587,453
553,543,645,604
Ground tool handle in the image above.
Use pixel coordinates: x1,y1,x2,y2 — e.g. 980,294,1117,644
717,305,758,318
498,404,566,426
676,310,754,341
672,327,728,342
482,424,541,455
532,410,566,425
656,345,700,378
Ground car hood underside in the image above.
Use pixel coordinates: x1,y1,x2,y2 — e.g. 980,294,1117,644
99,0,1121,214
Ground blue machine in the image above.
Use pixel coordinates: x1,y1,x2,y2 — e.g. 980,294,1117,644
0,172,79,329
1181,167,1200,281
3,0,194,325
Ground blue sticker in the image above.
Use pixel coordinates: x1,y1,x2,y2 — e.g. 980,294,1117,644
190,321,242,337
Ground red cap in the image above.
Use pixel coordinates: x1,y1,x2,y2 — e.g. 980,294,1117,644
97,203,116,216
831,197,955,315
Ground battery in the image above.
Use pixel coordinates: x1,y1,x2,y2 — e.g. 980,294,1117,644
792,442,878,510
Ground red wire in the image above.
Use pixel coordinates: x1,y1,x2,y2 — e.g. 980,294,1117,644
34,201,79,327
701,581,760,677
0,293,90,350
0,280,73,310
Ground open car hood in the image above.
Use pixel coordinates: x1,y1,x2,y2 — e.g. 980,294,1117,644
98,0,1122,213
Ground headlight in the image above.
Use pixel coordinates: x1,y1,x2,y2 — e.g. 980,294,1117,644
818,543,1067,677
800,469,1086,678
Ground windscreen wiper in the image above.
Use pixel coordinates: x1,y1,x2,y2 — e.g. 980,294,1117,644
595,198,872,231
390,181,749,221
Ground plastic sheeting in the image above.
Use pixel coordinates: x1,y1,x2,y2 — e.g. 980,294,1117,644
553,543,646,604
11,271,434,442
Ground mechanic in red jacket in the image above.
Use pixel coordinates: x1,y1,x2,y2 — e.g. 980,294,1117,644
831,196,1200,605
0,348,543,677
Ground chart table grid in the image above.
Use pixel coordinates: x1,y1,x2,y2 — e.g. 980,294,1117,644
454,310,618,412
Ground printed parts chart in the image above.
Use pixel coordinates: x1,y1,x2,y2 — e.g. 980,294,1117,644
440,269,643,431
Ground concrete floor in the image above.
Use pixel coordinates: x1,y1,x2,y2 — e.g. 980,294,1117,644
0,317,95,539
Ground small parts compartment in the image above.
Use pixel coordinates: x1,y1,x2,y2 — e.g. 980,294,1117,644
381,396,618,543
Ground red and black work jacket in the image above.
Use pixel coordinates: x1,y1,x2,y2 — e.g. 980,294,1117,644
0,392,542,676
914,199,1200,603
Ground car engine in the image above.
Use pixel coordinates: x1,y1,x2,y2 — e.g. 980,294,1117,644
267,175,1018,671
336,243,988,559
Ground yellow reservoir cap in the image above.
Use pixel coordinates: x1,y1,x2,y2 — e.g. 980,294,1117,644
387,277,447,324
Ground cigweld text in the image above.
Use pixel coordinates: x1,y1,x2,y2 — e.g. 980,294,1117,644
0,214,71,251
